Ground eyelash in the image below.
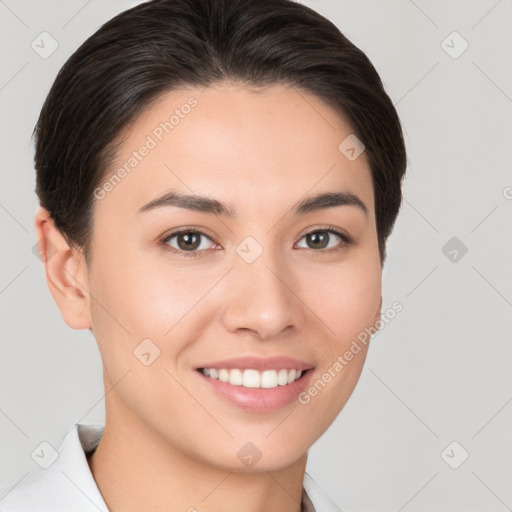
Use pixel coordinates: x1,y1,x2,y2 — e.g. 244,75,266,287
159,226,353,259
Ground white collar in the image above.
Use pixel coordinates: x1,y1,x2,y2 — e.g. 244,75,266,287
0,423,341,511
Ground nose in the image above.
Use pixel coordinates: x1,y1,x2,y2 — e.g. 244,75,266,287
219,248,305,340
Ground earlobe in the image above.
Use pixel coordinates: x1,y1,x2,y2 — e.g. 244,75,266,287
34,207,92,330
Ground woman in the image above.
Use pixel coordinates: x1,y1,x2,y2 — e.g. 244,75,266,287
0,0,406,510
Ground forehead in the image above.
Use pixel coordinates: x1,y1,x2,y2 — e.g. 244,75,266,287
97,82,374,219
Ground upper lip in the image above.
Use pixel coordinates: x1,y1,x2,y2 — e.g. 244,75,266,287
195,356,314,372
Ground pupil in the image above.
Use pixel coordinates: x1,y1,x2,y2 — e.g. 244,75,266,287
309,231,328,249
178,232,199,250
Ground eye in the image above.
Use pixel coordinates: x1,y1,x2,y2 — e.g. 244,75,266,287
160,229,218,258
159,226,352,258
295,227,351,252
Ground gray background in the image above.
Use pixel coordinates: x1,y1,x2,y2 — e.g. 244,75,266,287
1,1,511,510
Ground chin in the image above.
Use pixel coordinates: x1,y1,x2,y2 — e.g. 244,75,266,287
207,436,310,473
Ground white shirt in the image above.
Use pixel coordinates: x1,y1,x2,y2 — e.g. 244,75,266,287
0,423,342,511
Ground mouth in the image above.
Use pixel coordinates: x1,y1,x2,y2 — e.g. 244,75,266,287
196,367,306,388
194,365,314,412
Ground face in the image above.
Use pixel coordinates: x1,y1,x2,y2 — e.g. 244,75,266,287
71,83,382,471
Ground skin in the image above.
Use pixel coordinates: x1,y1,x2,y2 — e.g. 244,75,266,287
35,82,382,512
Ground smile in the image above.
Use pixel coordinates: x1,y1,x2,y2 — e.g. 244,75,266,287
195,366,313,412
198,368,303,388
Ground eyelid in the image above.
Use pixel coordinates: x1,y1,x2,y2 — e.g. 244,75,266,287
297,224,353,244
160,225,218,243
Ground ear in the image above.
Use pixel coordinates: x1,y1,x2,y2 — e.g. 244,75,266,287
34,207,92,330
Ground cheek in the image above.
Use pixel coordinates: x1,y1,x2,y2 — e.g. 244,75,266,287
88,245,223,380
297,257,381,423
89,236,196,334
305,258,381,346
116,265,220,336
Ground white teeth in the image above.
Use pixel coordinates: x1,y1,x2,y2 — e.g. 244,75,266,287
229,369,243,386
261,370,278,388
277,369,289,386
201,368,304,388
243,369,261,388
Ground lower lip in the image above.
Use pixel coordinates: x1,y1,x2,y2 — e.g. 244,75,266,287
196,369,314,412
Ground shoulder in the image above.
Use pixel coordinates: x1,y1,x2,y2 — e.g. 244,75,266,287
0,467,71,511
0,423,107,512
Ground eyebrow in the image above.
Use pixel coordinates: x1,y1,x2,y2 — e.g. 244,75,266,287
137,190,368,218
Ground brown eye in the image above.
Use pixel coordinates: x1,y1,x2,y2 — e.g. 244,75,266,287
305,231,330,249
161,229,216,257
295,228,350,252
175,231,202,251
